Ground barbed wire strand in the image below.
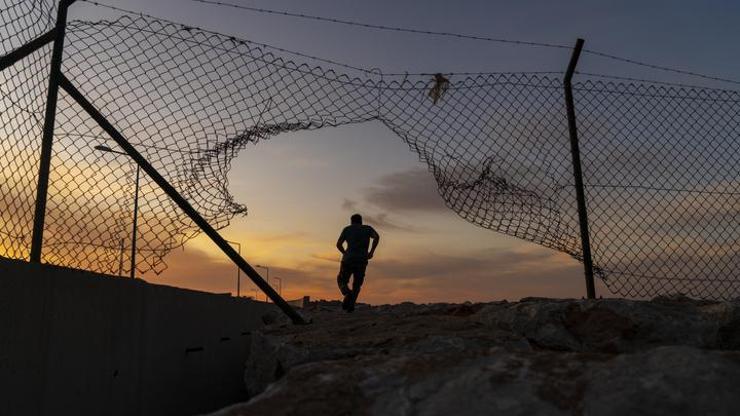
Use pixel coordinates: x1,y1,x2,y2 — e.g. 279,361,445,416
581,49,740,87
191,0,572,50
80,0,740,92
576,71,740,93
190,0,740,87
79,0,556,77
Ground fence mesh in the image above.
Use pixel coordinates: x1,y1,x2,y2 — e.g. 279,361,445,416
0,0,55,55
575,80,740,298
1,0,739,299
0,0,55,260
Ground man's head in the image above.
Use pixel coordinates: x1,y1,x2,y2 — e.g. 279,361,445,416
350,213,363,225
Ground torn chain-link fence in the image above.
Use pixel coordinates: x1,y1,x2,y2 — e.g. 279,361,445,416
1,0,740,300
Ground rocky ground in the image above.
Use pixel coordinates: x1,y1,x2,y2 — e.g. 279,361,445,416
208,296,740,416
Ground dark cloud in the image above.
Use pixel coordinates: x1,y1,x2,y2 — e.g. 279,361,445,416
364,168,448,213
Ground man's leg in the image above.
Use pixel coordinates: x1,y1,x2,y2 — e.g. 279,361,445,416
337,262,351,298
345,262,367,312
337,262,352,310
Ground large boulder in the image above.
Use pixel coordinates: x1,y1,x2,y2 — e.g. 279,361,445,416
208,298,740,415
584,346,740,416
213,346,740,416
243,331,311,397
474,297,740,352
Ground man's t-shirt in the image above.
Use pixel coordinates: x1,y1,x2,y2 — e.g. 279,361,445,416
339,224,378,263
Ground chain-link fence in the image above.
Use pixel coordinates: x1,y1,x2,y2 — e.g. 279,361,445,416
1,0,739,300
575,79,740,298
0,0,56,259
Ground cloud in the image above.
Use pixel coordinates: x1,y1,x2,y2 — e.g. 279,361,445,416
310,251,340,263
152,234,606,305
372,246,555,281
364,213,420,232
301,243,594,303
151,246,239,294
364,168,448,213
253,232,309,243
341,198,357,211
361,245,592,303
340,198,420,232
153,245,339,300
308,244,591,303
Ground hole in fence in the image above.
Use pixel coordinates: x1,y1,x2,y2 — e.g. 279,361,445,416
155,121,588,303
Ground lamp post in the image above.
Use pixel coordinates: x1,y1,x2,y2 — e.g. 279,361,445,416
94,144,140,279
255,264,269,302
225,240,242,297
117,238,124,277
272,276,282,296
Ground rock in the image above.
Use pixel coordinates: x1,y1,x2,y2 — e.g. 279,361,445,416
697,301,740,349
244,331,311,397
584,346,740,416
206,297,740,416
260,307,291,326
474,298,740,353
216,346,740,416
475,299,583,351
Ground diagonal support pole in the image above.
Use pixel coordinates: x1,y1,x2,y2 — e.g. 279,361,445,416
58,74,307,325
0,29,56,73
563,38,596,299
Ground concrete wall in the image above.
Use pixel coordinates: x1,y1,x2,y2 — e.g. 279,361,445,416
0,258,278,416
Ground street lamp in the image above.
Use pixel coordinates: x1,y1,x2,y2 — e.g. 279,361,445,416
117,238,124,277
272,276,282,296
225,240,242,297
94,144,141,279
255,264,269,302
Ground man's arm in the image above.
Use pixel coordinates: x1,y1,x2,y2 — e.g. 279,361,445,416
336,230,347,255
368,228,380,259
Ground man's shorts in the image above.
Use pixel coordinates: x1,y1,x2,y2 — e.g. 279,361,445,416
338,260,368,282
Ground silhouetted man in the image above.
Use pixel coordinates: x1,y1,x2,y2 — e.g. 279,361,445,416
336,214,380,312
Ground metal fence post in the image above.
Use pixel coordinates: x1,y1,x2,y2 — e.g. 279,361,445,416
30,0,76,262
563,38,596,299
0,29,56,73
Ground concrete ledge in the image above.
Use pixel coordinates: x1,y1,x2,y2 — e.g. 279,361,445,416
0,257,277,416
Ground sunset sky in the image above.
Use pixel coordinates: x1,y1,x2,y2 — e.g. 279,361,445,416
59,0,740,304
